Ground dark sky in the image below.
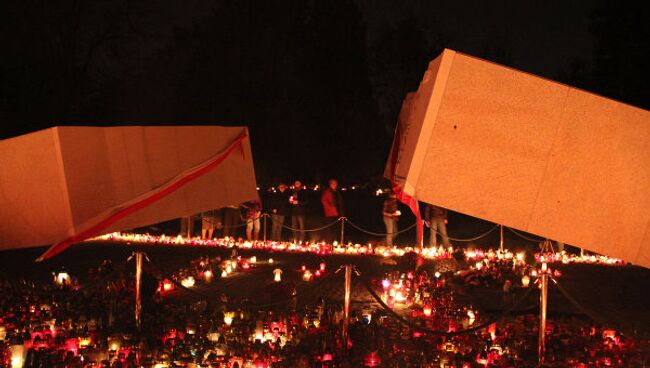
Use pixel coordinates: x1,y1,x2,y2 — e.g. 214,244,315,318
1,0,648,184
361,0,594,74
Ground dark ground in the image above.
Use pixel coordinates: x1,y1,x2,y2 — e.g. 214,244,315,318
2,240,649,338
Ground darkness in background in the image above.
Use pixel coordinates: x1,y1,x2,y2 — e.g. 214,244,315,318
1,0,648,184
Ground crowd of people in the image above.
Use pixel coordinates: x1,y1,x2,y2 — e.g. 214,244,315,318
177,179,347,244
175,180,453,249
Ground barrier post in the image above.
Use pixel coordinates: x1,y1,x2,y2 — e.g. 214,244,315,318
342,264,352,356
499,225,504,251
539,265,548,366
135,252,143,331
263,214,267,243
339,217,345,245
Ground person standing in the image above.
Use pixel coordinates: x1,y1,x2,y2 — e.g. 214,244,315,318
425,204,450,248
243,200,262,241
270,183,290,241
321,178,344,243
180,215,195,237
201,210,218,240
223,204,241,238
382,192,400,246
290,180,307,243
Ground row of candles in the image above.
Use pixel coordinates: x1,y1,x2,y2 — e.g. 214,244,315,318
93,232,626,266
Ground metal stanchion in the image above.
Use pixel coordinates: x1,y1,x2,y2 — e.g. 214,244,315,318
263,214,267,243
342,264,352,356
339,217,345,245
539,263,548,366
500,225,504,251
134,252,143,331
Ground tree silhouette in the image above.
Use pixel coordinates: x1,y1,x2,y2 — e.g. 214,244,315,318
0,0,151,135
120,0,381,183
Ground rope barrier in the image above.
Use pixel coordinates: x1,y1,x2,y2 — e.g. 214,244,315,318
345,217,497,242
344,218,416,236
549,275,609,326
191,211,498,243
429,224,500,242
281,217,341,232
505,227,545,243
199,215,264,228
360,275,535,337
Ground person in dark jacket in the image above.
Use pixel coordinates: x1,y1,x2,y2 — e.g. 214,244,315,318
223,204,241,238
382,192,400,246
270,183,290,241
425,204,450,248
290,180,307,243
321,179,344,243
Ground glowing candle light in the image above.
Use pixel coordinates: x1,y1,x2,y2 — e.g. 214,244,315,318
395,291,406,302
221,270,228,278
180,276,195,288
78,336,92,348
467,310,476,325
10,345,24,368
423,305,432,317
268,258,274,264
204,270,213,280
56,272,70,285
162,279,173,291
273,268,282,282
487,323,497,340
381,279,391,290
302,270,313,282
207,332,220,342
516,252,525,262
108,337,121,351
224,312,234,326
475,262,483,270
521,275,530,287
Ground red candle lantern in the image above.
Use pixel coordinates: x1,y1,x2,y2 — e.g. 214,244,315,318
423,305,432,317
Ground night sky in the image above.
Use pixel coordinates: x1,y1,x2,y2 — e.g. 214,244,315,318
2,0,648,184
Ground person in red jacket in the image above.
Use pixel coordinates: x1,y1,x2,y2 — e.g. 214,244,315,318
321,179,344,243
